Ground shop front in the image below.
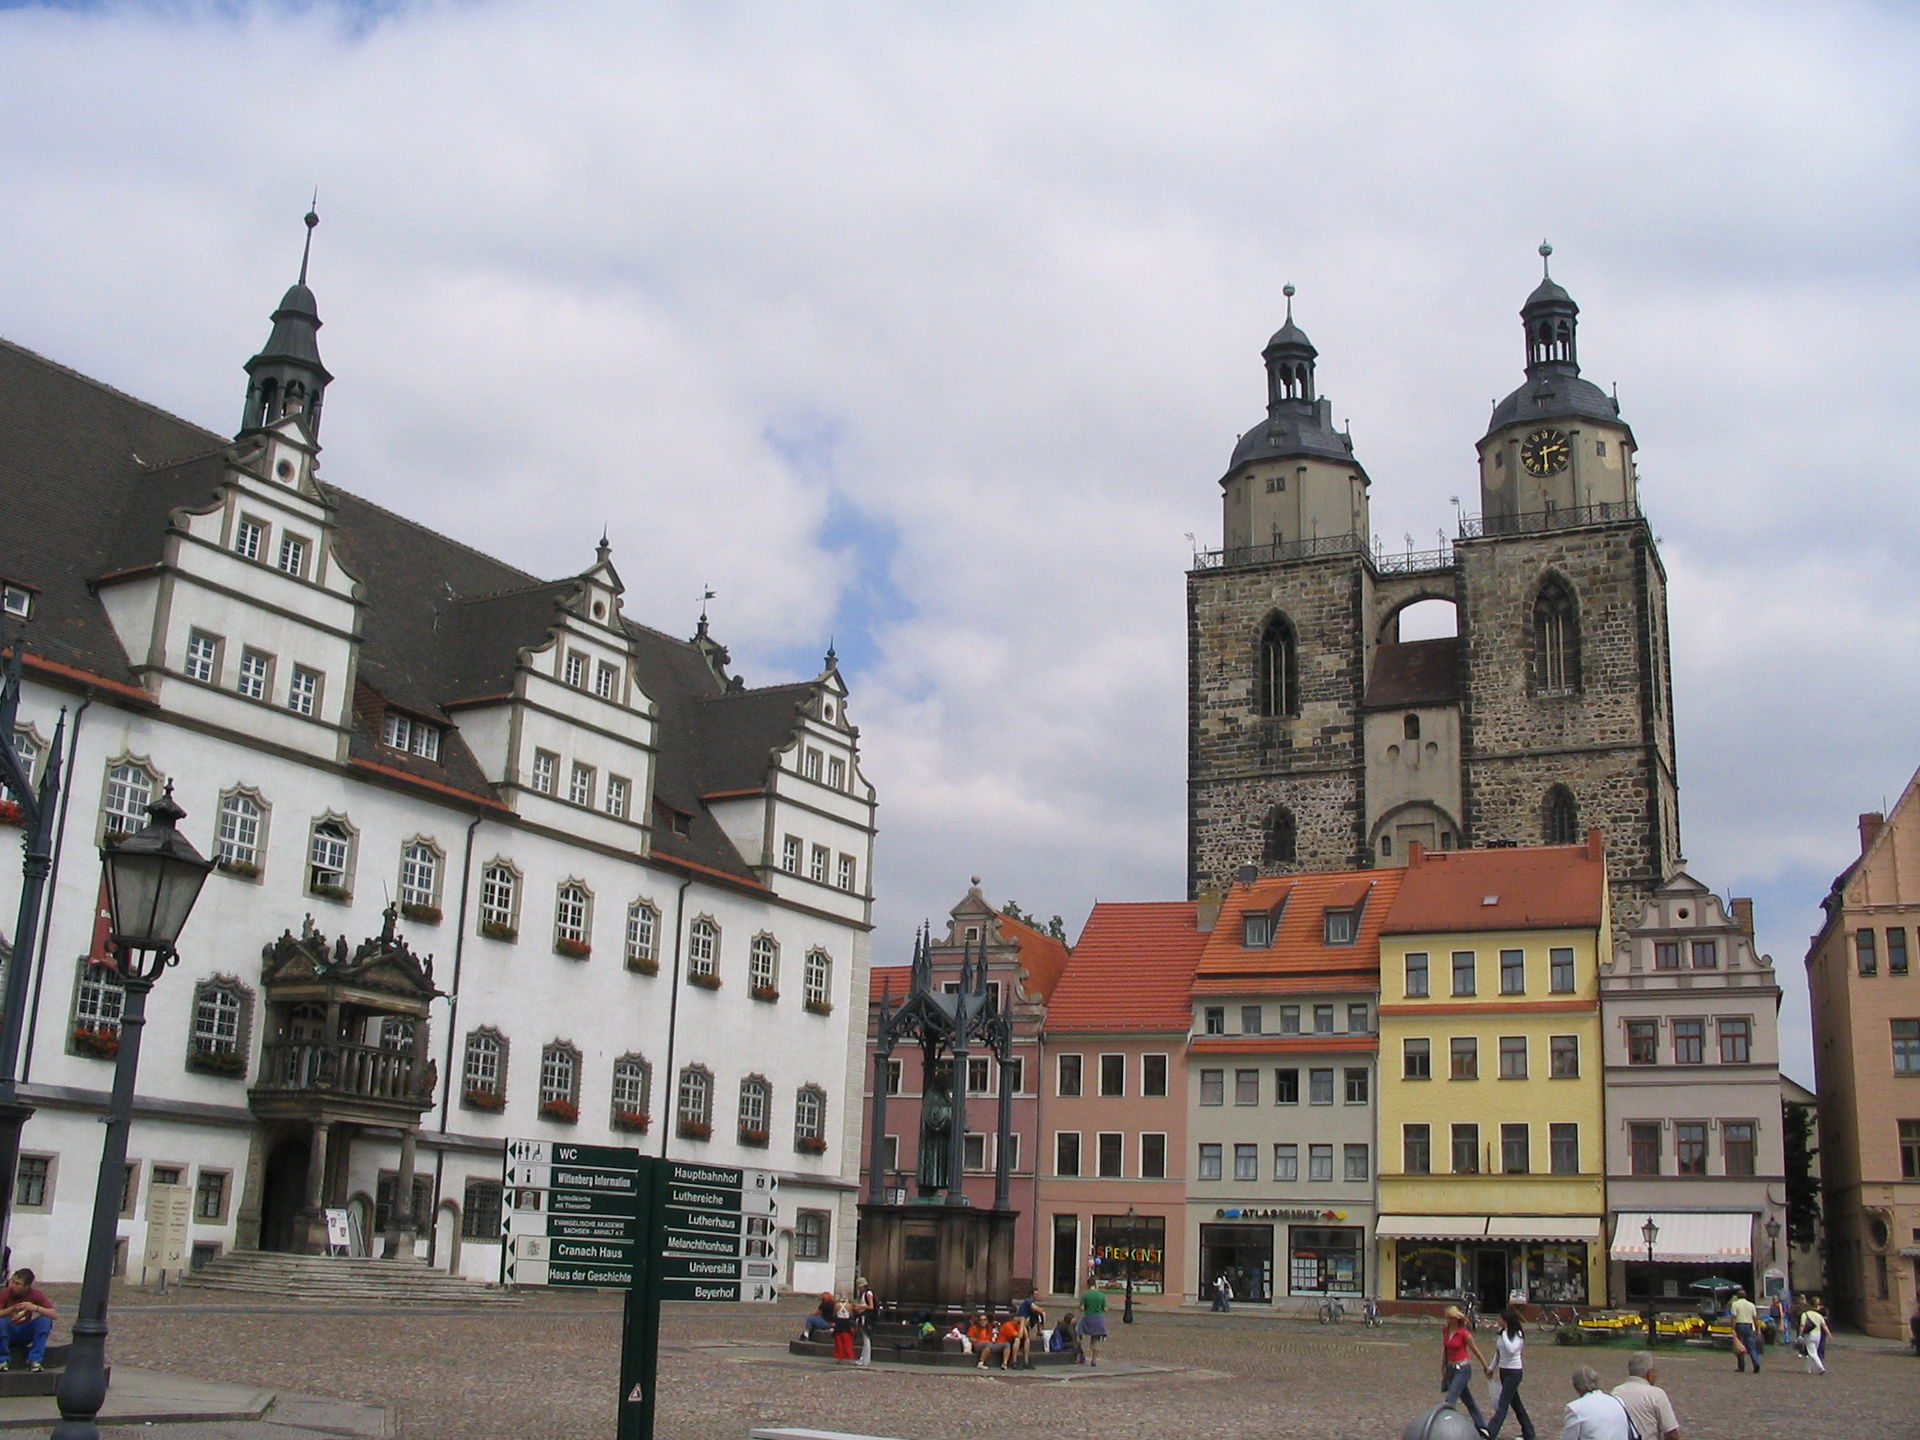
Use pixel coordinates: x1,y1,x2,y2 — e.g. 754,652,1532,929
1608,1210,1757,1306
1087,1213,1166,1295
1201,1207,1367,1303
1379,1215,1601,1313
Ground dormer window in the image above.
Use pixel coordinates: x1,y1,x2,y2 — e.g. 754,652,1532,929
383,711,442,762
2,583,34,619
1324,909,1356,945
1242,913,1272,948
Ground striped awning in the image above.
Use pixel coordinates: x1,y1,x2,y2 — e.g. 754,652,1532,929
1609,1211,1753,1264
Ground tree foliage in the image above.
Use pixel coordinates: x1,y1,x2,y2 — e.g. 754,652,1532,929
1783,1099,1821,1246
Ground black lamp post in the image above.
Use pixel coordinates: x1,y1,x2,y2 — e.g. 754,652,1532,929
1122,1206,1136,1325
1764,1214,1781,1264
1641,1216,1660,1349
52,786,210,1440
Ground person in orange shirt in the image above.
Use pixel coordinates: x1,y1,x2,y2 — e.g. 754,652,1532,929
966,1312,998,1367
990,1316,1023,1371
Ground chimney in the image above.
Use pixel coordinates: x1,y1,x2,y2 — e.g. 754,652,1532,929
1585,827,1605,862
1859,812,1885,856
1406,840,1425,867
1731,897,1755,938
1196,890,1223,933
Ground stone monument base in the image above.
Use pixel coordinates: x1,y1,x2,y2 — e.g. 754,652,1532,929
856,1201,1017,1319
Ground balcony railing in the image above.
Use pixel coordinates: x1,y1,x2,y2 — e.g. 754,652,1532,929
1192,532,1364,571
256,1040,426,1105
1458,500,1639,538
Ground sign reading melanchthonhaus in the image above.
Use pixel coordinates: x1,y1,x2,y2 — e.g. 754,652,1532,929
655,1161,780,1303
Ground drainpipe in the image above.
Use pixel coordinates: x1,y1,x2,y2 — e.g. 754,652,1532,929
427,815,482,1270
656,874,695,1159
22,690,90,1080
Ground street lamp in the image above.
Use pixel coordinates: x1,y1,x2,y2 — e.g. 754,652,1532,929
1122,1206,1137,1325
52,786,211,1440
1641,1216,1660,1349
1764,1214,1781,1263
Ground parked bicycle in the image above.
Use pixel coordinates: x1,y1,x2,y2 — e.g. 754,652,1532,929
1319,1296,1348,1325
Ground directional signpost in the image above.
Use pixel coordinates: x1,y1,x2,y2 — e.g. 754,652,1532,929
499,1140,778,1440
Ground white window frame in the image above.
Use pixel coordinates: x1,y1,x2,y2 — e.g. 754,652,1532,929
625,901,659,969
568,761,594,807
594,661,618,700
530,749,557,795
307,815,355,897
276,532,309,577
749,934,779,993
554,881,593,948
803,949,831,1008
236,648,272,701
781,835,801,874
184,630,221,684
809,844,829,883
286,665,321,716
604,774,629,819
102,757,158,843
837,853,856,892
233,515,266,561
479,862,520,937
687,917,719,978
214,789,266,872
398,840,442,911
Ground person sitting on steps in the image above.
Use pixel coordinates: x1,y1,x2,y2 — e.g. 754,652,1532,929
0,1270,55,1372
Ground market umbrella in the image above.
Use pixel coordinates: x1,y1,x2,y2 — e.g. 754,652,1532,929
1687,1277,1744,1292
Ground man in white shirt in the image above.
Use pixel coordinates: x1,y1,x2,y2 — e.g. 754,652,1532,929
1559,1364,1631,1440
1613,1351,1682,1440
1728,1288,1761,1372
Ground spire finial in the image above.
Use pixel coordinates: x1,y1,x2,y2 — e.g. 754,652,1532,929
596,529,611,564
1283,282,1296,321
1539,240,1553,278
299,198,320,287
697,585,715,627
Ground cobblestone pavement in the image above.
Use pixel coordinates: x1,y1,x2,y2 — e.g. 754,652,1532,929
79,1287,1920,1440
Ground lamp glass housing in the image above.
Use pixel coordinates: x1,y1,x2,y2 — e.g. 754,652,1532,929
101,791,212,962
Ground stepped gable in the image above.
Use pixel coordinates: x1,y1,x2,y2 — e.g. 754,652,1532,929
1382,832,1606,934
1362,636,1460,708
1047,901,1204,1032
1193,866,1402,994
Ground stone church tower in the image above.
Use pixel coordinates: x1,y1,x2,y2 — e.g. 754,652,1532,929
1187,254,1680,920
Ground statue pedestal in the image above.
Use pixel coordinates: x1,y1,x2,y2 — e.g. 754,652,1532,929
857,1202,1016,1317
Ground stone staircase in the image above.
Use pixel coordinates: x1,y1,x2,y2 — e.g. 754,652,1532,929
183,1251,522,1306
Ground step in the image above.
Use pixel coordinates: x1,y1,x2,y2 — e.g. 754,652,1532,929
184,1251,521,1306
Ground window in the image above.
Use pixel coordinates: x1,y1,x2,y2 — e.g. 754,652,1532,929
74,959,125,1041
539,1043,580,1111
554,882,592,950
1675,1122,1708,1175
688,918,719,979
189,979,245,1060
1501,1124,1530,1174
966,1057,992,1095
1901,1120,1920,1180
744,935,778,994
1273,1143,1299,1181
1403,1038,1430,1080
1549,1034,1579,1078
1347,1002,1369,1033
795,1085,827,1148
1099,1054,1125,1097
152,1165,182,1187
809,844,829,883
837,854,856,891
1241,1004,1262,1034
1655,941,1680,971
794,1210,830,1260
882,1060,902,1096
563,650,586,688
803,748,823,781
235,648,272,700
1857,928,1877,975
1403,1124,1431,1175
1890,928,1911,975
1141,1133,1166,1179
462,1029,506,1099
1055,1132,1081,1177
215,791,264,870
1451,1124,1479,1174
1894,1019,1920,1075
1234,1068,1259,1105
1308,1144,1333,1182
1202,1006,1225,1035
1549,1123,1579,1174
1344,1144,1369,1181
737,1075,769,1137
1242,913,1271,947
1279,1005,1301,1034
1550,947,1575,993
1344,1067,1368,1104
677,1066,713,1131
399,842,440,911
1719,1017,1751,1064
1533,578,1579,695
1723,1121,1756,1176
462,1179,503,1240
1626,1020,1657,1065
1542,783,1579,844
285,665,321,716
1499,949,1525,994
530,749,557,795
478,864,520,938
1451,951,1476,996
1323,910,1355,945
1057,1054,1082,1097
1313,1004,1334,1033
1273,1066,1300,1104
1097,1133,1124,1178
276,533,308,577
1142,1054,1168,1096
185,631,220,683
1404,713,1421,740
15,1156,51,1212
1199,1068,1223,1106
611,1054,650,1121
567,761,593,807
1672,1019,1705,1065
1197,1143,1222,1181
1498,1035,1528,1079
803,949,831,1008
1309,1068,1334,1105
194,1170,228,1222
594,661,618,700
1263,806,1297,865
234,515,265,560
1690,939,1718,970
1629,1123,1662,1175
103,760,156,841
600,774,629,819
1256,613,1298,717
826,756,846,790
308,817,352,896
962,1134,987,1171
10,728,41,785
1404,951,1429,997
1449,1037,1478,1081
781,835,801,874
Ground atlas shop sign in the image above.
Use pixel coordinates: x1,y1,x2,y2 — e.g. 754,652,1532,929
1216,1207,1347,1222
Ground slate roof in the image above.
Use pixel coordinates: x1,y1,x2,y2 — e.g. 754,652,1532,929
1487,370,1621,433
1362,637,1461,709
1381,834,1606,935
0,336,818,884
1194,868,1403,993
1046,901,1204,1033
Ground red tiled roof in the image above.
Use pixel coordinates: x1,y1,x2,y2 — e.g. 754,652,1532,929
1363,637,1461,708
1194,867,1403,984
996,910,1072,1003
1044,902,1205,1033
1382,834,1606,935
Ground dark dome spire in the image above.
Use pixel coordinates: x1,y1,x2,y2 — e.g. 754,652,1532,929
1262,283,1317,407
1485,244,1621,435
241,206,333,437
1521,241,1579,377
1226,284,1362,477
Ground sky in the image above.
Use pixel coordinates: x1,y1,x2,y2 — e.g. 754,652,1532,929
4,1,1918,1086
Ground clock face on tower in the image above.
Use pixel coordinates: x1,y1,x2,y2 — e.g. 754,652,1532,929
1520,428,1571,477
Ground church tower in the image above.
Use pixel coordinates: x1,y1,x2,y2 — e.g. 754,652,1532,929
1188,255,1680,920
241,209,332,436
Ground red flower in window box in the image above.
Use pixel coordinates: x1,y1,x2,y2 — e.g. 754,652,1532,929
462,1087,506,1112
400,902,443,925
216,857,262,879
186,1048,246,1077
796,1135,828,1155
71,1025,119,1059
687,972,722,991
677,1119,712,1141
480,920,518,942
0,800,24,826
625,956,659,976
803,998,834,1017
749,984,779,1003
611,1110,651,1134
553,937,592,960
539,1098,579,1124
738,1127,770,1147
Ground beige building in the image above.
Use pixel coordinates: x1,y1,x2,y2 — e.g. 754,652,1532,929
1806,769,1920,1337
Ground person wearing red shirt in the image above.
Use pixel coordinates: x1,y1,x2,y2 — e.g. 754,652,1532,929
1439,1305,1491,1434
0,1270,55,1371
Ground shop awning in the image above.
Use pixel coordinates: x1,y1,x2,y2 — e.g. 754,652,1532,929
1608,1211,1753,1264
1485,1216,1601,1243
1376,1215,1489,1241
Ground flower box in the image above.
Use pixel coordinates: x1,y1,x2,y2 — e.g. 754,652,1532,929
186,1048,246,1077
539,1098,579,1124
71,1025,120,1059
687,972,722,991
611,1110,651,1134
803,998,834,1017
480,920,518,943
750,984,780,1003
677,1120,712,1141
0,800,26,826
401,902,443,925
215,857,262,879
796,1135,828,1155
310,882,351,903
625,956,659,976
554,937,592,960
738,1127,770,1148
462,1087,506,1112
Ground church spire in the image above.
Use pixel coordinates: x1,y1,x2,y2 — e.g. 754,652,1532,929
1521,240,1579,378
1262,282,1318,410
241,207,333,437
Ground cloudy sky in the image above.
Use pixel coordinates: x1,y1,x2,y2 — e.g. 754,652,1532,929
5,0,1918,1083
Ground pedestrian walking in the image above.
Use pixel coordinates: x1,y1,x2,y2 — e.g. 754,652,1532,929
1078,1283,1109,1366
1799,1302,1829,1375
1612,1352,1681,1440
1439,1304,1492,1435
1211,1273,1234,1312
1560,1365,1633,1440
1729,1288,1761,1373
1483,1306,1536,1440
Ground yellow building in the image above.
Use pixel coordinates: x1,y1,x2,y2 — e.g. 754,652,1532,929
1375,835,1610,1314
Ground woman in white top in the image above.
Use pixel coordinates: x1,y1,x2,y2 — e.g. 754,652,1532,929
1799,1303,1829,1374
1485,1305,1537,1439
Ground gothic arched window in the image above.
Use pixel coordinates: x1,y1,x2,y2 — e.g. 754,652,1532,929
1263,806,1297,865
1543,785,1580,846
1532,577,1580,695
1256,614,1298,718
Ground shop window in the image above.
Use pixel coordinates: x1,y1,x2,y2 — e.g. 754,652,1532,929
1092,1213,1165,1296
1288,1226,1363,1297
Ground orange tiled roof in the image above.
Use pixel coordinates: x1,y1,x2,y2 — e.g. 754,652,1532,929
995,910,1072,1003
1382,834,1606,935
1044,901,1205,1033
1194,867,1403,985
